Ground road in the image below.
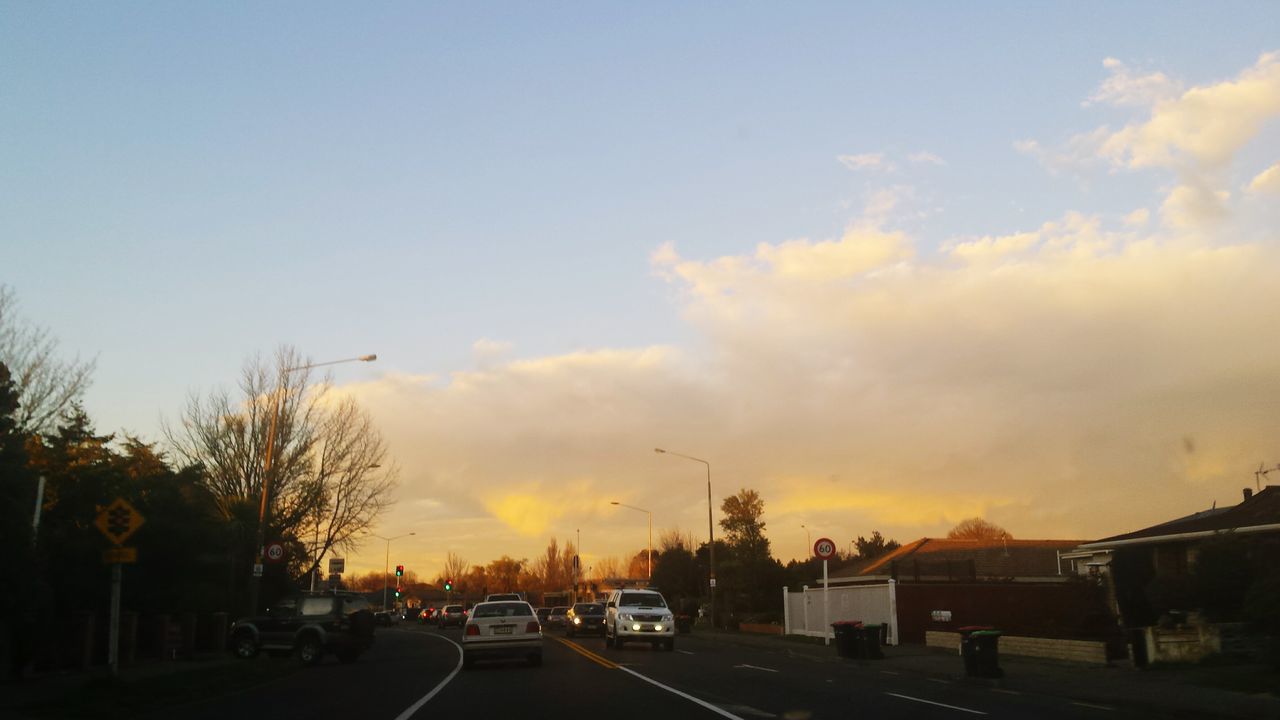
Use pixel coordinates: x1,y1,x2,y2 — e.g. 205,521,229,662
147,625,1176,719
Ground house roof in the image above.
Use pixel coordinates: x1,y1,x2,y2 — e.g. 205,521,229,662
1081,485,1280,549
854,537,1083,578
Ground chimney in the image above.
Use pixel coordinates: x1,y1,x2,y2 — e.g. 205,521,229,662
1243,487,1254,501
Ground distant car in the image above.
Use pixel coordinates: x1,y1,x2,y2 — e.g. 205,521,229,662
605,589,675,651
420,607,438,624
462,600,542,669
438,604,467,628
546,606,570,630
535,607,552,623
485,593,523,602
230,591,375,665
565,602,606,637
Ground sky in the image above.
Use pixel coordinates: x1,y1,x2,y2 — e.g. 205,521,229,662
4,3,1280,579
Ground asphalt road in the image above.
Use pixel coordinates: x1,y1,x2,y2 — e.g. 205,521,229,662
145,624,1182,720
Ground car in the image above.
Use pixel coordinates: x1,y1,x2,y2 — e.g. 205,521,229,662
565,602,606,637
374,609,400,626
545,605,570,630
438,604,467,628
420,607,438,623
485,592,523,602
461,600,542,669
229,591,376,665
535,607,552,623
605,589,675,651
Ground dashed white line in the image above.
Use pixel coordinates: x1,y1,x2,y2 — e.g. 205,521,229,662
992,689,1021,695
733,663,779,673
617,665,749,720
928,678,951,684
393,633,463,720
677,649,696,655
884,692,987,715
1072,701,1115,711
878,670,900,676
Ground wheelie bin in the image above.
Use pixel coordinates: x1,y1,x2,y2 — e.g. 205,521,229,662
831,620,863,659
961,628,1003,678
860,623,885,659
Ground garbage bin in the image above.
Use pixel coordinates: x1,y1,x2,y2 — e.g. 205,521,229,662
961,629,1003,678
831,621,863,659
861,623,884,659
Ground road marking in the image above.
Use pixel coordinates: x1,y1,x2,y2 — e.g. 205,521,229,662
1071,702,1115,711
884,693,987,715
928,678,951,684
879,670,900,675
618,666,750,720
553,636,619,669
992,689,1021,695
733,663,779,673
677,649,696,655
393,633,463,720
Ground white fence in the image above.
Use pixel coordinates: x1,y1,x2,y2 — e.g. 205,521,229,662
782,581,898,646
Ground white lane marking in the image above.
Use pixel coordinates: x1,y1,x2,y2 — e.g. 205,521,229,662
879,670,900,675
677,649,696,655
992,689,1021,695
618,665,749,720
733,664,779,673
1071,702,1115,711
884,692,987,715
393,633,464,720
928,678,950,684
723,704,777,718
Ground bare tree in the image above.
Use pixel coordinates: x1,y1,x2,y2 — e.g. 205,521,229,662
591,556,622,582
441,551,469,585
165,346,396,580
658,528,696,553
946,517,1012,541
0,285,96,433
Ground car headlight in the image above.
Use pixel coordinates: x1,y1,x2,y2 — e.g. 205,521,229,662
573,617,581,625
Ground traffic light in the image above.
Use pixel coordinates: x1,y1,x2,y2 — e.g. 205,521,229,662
395,564,404,577
395,586,402,598
443,578,453,592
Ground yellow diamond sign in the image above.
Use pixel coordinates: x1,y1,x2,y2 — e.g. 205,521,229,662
95,497,145,546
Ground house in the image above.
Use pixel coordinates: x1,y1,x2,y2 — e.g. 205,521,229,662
1067,485,1280,628
836,537,1084,583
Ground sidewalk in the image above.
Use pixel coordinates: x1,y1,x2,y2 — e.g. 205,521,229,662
694,628,1280,719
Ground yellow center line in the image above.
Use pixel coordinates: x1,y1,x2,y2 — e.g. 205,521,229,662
552,635,618,669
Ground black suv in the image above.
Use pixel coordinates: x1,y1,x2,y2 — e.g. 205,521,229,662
230,591,375,665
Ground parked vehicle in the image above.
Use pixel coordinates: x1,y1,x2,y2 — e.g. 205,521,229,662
461,600,543,669
565,602,606,637
438,604,467,628
535,607,552,623
485,592,524,602
605,589,675,651
230,591,375,665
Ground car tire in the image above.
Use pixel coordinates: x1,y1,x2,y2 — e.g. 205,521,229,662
605,630,614,648
296,635,324,666
232,632,258,659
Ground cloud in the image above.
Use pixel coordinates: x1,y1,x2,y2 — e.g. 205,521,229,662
1085,57,1183,108
1123,208,1151,228
1098,52,1280,171
1248,163,1280,194
908,151,946,166
837,153,890,171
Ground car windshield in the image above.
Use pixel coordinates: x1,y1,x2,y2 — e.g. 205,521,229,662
620,593,665,608
550,607,568,615
573,604,603,614
444,606,462,613
471,602,533,618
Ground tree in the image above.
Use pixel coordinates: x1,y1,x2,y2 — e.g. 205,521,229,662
626,548,654,580
165,346,396,592
0,286,96,433
720,489,769,557
718,489,781,618
947,517,1011,541
440,551,469,587
592,556,622,581
486,556,525,593
854,531,900,560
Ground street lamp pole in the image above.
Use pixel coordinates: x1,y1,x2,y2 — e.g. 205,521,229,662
802,524,811,560
249,353,376,614
654,448,714,626
368,531,415,610
611,501,652,582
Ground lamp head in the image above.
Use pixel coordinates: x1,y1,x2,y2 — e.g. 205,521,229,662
359,354,378,362
654,448,666,454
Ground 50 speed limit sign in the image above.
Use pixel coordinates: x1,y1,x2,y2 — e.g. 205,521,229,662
813,537,837,560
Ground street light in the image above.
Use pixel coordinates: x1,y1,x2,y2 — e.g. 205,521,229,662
611,501,652,582
366,531,415,610
654,447,715,626
250,353,377,614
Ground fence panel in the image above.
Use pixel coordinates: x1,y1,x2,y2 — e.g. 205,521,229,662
785,583,897,645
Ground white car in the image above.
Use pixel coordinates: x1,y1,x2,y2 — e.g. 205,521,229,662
462,600,543,669
604,589,675,651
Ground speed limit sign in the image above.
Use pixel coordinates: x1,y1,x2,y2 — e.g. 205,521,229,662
813,537,837,560
265,542,285,563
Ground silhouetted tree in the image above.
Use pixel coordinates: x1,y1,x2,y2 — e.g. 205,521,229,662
946,517,1011,540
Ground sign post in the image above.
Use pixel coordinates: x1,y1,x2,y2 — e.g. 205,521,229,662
94,497,145,676
814,538,837,646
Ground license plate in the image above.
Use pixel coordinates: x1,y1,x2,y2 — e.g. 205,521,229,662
493,625,513,635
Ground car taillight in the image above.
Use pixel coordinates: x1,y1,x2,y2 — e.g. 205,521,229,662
465,624,480,636
526,621,540,633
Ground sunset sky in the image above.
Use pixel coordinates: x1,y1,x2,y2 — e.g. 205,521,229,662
5,4,1280,578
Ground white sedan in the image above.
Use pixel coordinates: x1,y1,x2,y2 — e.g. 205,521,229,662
461,601,543,669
